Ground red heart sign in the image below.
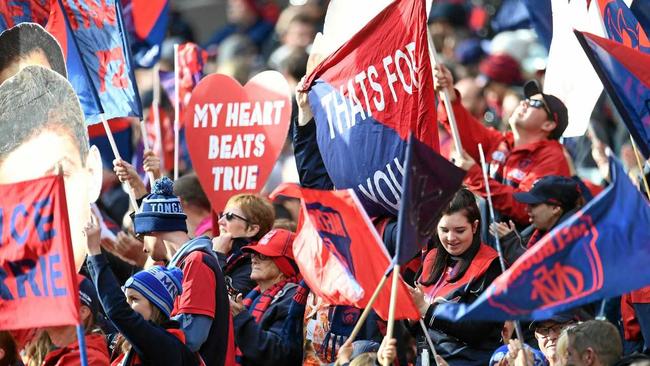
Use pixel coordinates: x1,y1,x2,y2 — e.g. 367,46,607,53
184,71,291,212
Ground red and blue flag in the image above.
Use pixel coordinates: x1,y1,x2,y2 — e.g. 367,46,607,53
304,0,438,217
292,186,420,320
596,0,650,52
575,30,650,157
0,1,49,32
434,157,650,321
47,0,142,125
0,175,81,330
120,0,169,68
395,134,466,265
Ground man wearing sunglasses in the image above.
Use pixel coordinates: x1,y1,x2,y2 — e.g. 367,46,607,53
433,64,571,228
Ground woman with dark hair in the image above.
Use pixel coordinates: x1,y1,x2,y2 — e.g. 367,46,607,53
410,188,503,366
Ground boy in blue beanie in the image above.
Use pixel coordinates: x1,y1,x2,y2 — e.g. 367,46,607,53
85,218,199,365
133,177,236,366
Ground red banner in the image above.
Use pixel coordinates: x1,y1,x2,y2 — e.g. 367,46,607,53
292,186,419,320
0,175,80,330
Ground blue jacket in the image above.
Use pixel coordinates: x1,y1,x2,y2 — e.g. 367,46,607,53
87,254,198,366
233,283,302,366
216,237,255,296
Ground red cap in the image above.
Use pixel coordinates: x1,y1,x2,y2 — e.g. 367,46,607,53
242,229,298,276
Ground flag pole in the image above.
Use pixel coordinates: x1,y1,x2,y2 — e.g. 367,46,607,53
140,120,156,184
152,63,165,173
345,265,394,344
630,137,650,197
477,144,527,349
173,44,180,180
76,324,89,366
382,263,401,366
426,28,462,157
100,115,139,210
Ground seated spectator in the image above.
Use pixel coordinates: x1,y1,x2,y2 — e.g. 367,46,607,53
530,312,585,366
42,276,110,366
212,194,275,296
491,175,582,263
563,320,622,366
133,177,235,366
410,188,503,365
230,229,303,365
205,0,275,52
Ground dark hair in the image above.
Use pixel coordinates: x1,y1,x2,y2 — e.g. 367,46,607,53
420,188,481,286
280,48,308,82
0,65,88,163
0,23,67,79
174,173,211,211
0,331,18,366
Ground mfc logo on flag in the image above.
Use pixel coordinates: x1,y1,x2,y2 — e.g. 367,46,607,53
305,202,355,277
488,213,603,315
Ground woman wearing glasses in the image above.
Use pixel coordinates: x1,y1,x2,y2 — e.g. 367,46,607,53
229,229,304,366
212,194,275,296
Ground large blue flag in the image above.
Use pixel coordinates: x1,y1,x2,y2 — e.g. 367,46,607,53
395,134,466,265
434,157,650,321
120,0,169,68
48,0,142,124
596,0,650,53
575,30,650,157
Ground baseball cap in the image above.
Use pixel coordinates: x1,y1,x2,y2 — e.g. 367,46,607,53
77,274,100,317
242,229,298,276
514,176,580,210
524,80,569,139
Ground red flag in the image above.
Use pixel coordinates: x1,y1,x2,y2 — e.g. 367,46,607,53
293,186,419,320
0,175,80,330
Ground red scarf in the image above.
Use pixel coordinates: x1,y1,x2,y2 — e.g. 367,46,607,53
242,275,300,323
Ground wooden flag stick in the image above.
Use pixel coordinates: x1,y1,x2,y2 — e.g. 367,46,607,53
426,28,463,157
100,115,139,210
345,266,393,344
382,263,401,366
173,44,180,180
630,137,650,197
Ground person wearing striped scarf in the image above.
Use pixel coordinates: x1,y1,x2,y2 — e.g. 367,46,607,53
229,229,305,366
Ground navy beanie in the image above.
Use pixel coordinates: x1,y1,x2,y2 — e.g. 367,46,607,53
123,266,183,318
134,177,188,235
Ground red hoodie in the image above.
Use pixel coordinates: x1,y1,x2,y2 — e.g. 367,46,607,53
438,91,570,226
42,333,110,366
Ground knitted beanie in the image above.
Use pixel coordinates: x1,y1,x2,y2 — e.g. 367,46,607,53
123,265,183,318
134,177,187,235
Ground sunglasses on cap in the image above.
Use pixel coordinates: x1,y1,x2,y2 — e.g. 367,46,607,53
525,98,553,120
220,211,250,223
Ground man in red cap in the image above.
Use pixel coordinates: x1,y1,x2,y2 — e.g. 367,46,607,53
433,64,571,227
230,229,303,366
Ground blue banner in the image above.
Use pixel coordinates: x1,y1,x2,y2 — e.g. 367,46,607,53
0,1,49,32
53,0,142,124
395,134,466,265
575,30,650,157
435,157,650,321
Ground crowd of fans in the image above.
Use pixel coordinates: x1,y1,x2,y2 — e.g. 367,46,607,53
1,0,650,365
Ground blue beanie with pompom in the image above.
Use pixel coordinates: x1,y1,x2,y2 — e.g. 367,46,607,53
134,177,187,235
